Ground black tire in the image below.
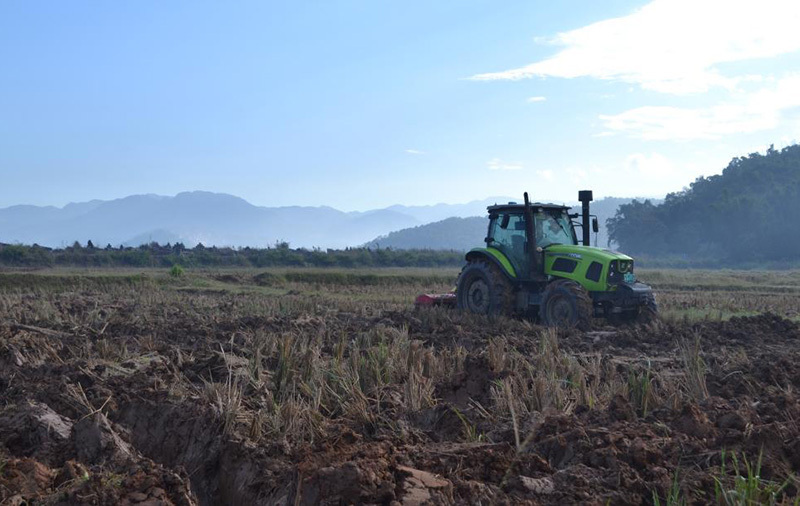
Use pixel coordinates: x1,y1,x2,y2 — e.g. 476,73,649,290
456,260,515,316
611,293,659,325
636,293,659,324
541,279,593,330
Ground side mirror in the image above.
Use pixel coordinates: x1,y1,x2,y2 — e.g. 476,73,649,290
485,236,492,244
592,217,599,233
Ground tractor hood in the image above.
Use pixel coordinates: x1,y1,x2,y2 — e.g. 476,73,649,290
543,244,635,292
544,244,633,264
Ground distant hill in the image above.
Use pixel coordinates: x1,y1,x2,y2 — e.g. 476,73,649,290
570,197,652,248
367,217,487,251
608,144,800,262
366,197,648,251
384,197,514,223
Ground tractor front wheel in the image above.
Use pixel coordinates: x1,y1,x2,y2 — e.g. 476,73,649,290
541,279,593,330
456,261,515,316
636,293,659,324
613,293,659,325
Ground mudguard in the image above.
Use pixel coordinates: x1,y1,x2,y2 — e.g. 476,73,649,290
465,248,517,282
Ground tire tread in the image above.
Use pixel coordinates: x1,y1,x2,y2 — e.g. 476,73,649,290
541,278,593,330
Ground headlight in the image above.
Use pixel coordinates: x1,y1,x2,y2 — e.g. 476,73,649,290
607,260,634,285
608,261,620,284
617,260,633,273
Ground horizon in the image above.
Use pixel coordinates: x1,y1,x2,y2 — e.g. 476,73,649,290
4,1,799,211
0,188,663,213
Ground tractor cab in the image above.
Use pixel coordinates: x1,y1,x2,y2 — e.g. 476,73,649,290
486,203,577,280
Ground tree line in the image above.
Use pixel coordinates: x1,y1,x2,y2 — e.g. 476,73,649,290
0,241,464,269
607,144,800,265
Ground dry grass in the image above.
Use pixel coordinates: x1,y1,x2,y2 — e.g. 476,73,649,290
679,331,710,402
0,269,800,442
0,266,797,447
3,266,800,505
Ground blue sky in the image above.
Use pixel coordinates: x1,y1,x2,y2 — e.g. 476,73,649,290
2,0,800,210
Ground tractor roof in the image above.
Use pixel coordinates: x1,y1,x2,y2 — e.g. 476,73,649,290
487,202,570,213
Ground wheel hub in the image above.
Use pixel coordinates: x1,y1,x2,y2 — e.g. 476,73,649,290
547,296,574,326
467,279,490,313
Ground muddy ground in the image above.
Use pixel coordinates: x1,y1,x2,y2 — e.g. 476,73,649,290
1,276,799,505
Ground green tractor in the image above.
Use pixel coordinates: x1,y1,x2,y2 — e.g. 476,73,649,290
418,190,657,329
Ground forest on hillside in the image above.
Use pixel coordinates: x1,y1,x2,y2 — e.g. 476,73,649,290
607,144,800,265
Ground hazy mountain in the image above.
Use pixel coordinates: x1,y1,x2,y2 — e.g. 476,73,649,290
0,192,423,249
384,197,515,223
0,192,658,250
367,217,487,251
0,192,509,249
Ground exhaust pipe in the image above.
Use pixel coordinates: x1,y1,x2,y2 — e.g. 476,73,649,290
578,190,593,247
523,192,539,274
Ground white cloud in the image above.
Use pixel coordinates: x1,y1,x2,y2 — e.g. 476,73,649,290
487,158,523,170
625,153,675,178
405,149,425,155
565,167,589,185
536,169,555,181
470,0,800,94
527,96,547,103
600,75,800,140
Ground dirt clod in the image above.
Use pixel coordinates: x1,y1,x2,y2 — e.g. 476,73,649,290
397,466,454,505
0,402,72,465
73,413,136,465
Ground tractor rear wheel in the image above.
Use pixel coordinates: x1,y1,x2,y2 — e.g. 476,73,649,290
541,279,593,330
456,261,515,316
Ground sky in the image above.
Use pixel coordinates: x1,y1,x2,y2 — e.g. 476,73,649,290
2,0,800,211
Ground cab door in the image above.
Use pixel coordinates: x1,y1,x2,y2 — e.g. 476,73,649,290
488,212,530,279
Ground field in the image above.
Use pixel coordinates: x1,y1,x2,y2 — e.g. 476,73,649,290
1,267,800,505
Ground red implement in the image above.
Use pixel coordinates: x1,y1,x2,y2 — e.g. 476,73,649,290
414,293,457,308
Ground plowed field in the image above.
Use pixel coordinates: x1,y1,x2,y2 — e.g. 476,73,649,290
1,269,799,505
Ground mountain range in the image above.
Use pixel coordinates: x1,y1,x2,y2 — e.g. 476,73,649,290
0,192,519,249
0,192,651,250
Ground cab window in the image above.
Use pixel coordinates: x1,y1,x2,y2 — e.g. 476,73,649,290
489,212,528,275
534,209,576,247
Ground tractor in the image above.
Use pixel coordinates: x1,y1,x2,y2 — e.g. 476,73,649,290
416,190,657,329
